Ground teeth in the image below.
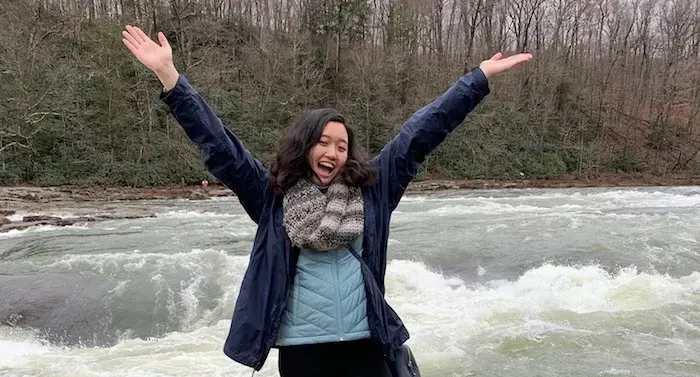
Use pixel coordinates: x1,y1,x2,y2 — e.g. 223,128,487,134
320,162,335,169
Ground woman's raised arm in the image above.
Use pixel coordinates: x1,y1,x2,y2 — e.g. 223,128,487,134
372,52,532,211
122,26,269,223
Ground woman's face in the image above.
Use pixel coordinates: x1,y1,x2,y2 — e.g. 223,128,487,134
307,121,348,186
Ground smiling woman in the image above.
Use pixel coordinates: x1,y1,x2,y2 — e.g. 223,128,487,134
120,23,531,377
308,121,348,185
269,108,377,195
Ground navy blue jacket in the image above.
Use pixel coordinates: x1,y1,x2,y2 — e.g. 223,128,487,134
161,68,490,370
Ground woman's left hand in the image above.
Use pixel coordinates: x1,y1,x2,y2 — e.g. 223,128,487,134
479,52,533,79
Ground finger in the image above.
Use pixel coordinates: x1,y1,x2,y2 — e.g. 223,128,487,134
490,52,503,61
133,26,154,44
126,25,146,43
125,25,145,44
516,53,533,62
513,53,533,65
502,53,532,67
122,30,140,48
122,38,139,56
157,32,170,48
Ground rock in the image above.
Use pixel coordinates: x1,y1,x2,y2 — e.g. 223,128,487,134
20,193,40,201
95,213,155,220
56,217,95,226
95,214,118,220
0,210,15,216
4,313,24,327
212,189,233,197
1,220,57,231
122,214,156,219
0,213,157,233
22,215,61,222
188,191,209,200
0,273,120,347
57,218,78,226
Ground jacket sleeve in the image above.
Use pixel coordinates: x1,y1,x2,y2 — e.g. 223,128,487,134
161,75,269,223
372,68,490,211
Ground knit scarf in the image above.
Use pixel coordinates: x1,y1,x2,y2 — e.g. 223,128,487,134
283,178,364,251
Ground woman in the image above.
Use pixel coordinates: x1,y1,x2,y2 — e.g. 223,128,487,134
121,25,531,377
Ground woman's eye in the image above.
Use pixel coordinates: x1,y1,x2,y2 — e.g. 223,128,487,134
338,147,346,153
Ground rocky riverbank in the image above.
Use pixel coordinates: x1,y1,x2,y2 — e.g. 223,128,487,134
407,173,700,191
0,186,226,233
2,173,699,232
0,212,158,232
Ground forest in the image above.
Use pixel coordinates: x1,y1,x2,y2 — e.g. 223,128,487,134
0,0,699,186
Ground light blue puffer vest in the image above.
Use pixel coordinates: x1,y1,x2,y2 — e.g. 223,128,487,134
275,236,371,346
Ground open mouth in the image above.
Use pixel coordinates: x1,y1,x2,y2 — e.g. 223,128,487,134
317,161,335,176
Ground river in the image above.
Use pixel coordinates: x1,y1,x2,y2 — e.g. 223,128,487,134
1,186,699,376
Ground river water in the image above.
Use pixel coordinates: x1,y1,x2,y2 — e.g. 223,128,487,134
1,186,699,377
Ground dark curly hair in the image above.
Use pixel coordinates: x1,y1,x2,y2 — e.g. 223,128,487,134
269,108,377,196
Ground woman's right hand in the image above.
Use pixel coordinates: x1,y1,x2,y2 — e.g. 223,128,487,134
121,25,179,90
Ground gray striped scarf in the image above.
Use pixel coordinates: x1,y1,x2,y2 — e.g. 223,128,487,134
282,179,364,251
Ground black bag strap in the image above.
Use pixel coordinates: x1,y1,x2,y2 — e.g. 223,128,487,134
349,246,420,376
348,245,375,281
347,245,363,263
348,245,390,295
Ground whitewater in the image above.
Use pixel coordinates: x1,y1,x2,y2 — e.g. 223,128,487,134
1,186,699,376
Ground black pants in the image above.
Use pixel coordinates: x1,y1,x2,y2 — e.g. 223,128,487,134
278,339,393,377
